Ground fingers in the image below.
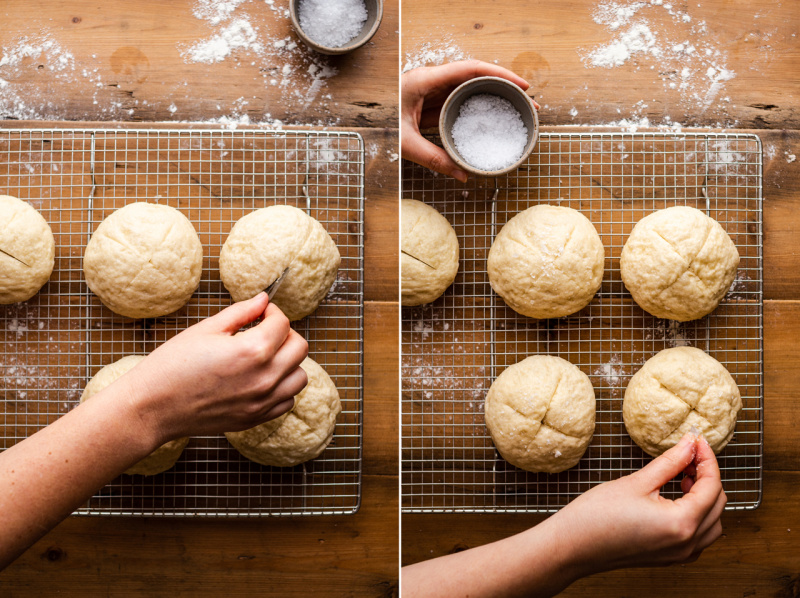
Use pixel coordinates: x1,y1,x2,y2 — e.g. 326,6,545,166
675,437,723,520
633,433,698,492
402,132,468,182
695,519,723,552
413,59,530,96
695,488,727,538
261,397,296,422
262,366,309,416
202,293,269,334
269,329,309,375
240,302,292,357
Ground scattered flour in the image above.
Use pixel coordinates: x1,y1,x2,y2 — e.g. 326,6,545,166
192,0,249,25
593,354,624,387
184,18,262,63
451,94,528,171
0,0,347,126
403,37,470,72
786,152,796,163
297,0,368,49
581,0,739,125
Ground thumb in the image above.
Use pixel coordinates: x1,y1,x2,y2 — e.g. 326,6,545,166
633,433,698,492
403,133,468,182
203,292,269,334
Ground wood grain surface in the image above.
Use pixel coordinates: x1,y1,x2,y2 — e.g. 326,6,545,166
402,0,800,595
0,0,399,127
0,0,399,594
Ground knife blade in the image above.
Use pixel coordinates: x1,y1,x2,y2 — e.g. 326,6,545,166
265,267,289,300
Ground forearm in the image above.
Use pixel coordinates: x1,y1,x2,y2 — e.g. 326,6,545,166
401,515,584,598
0,382,160,570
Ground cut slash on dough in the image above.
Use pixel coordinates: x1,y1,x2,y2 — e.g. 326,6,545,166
219,204,340,321
623,346,741,457
484,355,596,474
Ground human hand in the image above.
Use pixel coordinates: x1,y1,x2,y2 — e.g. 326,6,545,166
401,59,538,181
554,433,726,575
114,293,308,443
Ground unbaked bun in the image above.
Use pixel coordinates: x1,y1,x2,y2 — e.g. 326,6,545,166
226,357,341,467
623,346,741,457
219,205,340,321
620,206,739,321
81,355,190,476
401,199,459,306
484,355,596,473
487,204,604,319
83,202,203,319
0,195,55,304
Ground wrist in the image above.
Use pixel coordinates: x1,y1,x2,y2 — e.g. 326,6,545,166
107,370,173,452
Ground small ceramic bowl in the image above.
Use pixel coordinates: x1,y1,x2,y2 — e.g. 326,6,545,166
290,0,383,55
439,76,539,177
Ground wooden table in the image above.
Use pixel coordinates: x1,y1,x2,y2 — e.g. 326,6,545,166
402,1,800,595
0,1,399,596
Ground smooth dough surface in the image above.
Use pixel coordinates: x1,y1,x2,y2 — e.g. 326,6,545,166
219,205,341,321
226,357,342,467
623,346,741,457
620,206,739,321
0,195,55,304
80,355,190,476
401,199,459,306
484,355,596,473
83,202,203,319
487,204,604,319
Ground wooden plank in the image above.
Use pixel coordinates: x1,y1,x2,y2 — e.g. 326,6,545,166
363,128,399,303
364,301,399,476
402,470,799,596
402,0,800,129
764,300,800,471
1,473,398,597
0,0,398,128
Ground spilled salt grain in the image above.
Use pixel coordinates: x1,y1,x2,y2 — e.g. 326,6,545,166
298,0,368,49
451,94,528,171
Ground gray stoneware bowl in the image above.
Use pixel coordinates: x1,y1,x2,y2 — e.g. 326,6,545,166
290,0,383,55
439,76,539,177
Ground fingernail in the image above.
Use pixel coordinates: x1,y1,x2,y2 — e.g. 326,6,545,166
453,169,468,183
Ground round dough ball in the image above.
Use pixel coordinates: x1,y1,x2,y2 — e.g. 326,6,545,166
226,357,342,467
623,346,741,457
83,202,203,319
0,195,55,304
219,205,341,321
401,199,459,306
81,355,190,476
484,355,596,473
620,206,739,321
487,205,604,319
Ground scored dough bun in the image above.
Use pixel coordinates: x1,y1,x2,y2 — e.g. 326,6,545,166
623,346,741,457
401,199,459,306
484,355,596,473
226,357,342,467
219,205,341,321
620,206,739,321
83,202,203,319
80,355,190,476
487,204,604,319
0,195,55,304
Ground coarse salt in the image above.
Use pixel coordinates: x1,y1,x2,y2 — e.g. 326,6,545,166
298,0,368,49
451,94,528,172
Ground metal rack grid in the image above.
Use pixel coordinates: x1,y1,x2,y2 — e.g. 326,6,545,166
0,127,364,516
401,131,763,513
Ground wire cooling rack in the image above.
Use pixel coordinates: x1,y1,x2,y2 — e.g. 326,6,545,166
401,131,763,513
0,127,364,516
